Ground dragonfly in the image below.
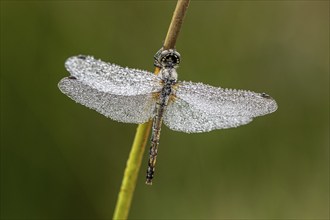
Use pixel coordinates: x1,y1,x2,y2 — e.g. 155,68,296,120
58,48,278,185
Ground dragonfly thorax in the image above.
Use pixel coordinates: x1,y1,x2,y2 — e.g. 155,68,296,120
158,68,178,82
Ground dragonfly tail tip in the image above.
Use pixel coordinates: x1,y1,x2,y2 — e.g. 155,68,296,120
145,179,153,185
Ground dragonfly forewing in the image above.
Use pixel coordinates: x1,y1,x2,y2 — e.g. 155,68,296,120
65,55,162,96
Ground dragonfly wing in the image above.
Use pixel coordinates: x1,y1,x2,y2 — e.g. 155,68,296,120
164,81,277,133
163,98,253,133
63,55,162,96
58,77,156,124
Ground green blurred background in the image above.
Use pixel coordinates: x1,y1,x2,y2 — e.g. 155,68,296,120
1,1,329,219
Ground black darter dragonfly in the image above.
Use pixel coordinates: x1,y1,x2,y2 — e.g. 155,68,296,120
58,49,278,185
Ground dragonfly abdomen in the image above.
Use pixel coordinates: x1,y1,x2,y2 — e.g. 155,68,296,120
146,107,164,185
145,77,175,185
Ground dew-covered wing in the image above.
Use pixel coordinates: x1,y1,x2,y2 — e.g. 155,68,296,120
63,55,162,96
163,81,278,133
58,77,156,124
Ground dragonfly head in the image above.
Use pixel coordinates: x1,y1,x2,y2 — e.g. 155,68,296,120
154,49,181,69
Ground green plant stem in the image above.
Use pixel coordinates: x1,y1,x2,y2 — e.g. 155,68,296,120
163,0,190,49
112,122,152,220
113,0,190,219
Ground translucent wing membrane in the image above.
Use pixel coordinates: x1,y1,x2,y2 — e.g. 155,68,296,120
60,55,277,131
58,77,156,124
164,81,278,133
164,98,253,133
65,55,162,96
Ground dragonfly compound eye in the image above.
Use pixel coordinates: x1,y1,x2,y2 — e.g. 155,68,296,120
160,50,181,68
